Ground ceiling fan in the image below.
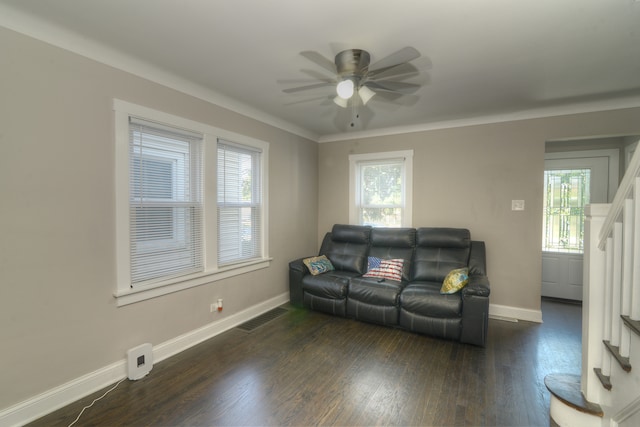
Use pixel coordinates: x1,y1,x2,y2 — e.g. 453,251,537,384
282,47,424,108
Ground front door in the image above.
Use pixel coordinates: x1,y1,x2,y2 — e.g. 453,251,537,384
541,155,610,300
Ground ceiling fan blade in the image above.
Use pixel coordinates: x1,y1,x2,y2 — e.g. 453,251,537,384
300,51,337,75
283,95,334,106
368,47,420,73
300,68,338,82
282,82,334,93
277,77,333,85
364,80,421,94
368,62,420,80
370,91,420,107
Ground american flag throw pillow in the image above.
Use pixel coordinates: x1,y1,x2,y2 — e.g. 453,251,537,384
363,258,404,282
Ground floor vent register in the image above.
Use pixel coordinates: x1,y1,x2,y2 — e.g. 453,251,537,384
236,307,288,332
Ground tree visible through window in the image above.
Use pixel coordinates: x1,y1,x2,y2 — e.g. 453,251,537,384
542,168,590,253
360,161,403,227
349,150,413,228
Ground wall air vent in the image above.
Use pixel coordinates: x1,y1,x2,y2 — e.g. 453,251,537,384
236,307,288,332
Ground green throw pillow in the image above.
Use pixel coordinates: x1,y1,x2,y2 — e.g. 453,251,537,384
440,267,469,294
303,255,335,276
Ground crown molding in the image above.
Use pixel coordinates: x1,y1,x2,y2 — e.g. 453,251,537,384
0,3,319,142
318,96,640,143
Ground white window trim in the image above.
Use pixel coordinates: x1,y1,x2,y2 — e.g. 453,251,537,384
114,99,270,306
348,150,413,227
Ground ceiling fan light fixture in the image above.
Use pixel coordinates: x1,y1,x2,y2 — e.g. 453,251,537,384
333,96,349,108
358,85,376,105
336,78,355,99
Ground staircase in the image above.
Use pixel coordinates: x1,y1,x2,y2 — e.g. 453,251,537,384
546,148,640,427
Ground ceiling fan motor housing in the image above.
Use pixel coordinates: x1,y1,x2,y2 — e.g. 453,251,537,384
335,49,370,78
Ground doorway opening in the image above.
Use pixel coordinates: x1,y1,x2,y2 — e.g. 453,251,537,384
541,142,624,301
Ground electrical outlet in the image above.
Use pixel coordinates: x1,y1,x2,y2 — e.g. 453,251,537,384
210,303,216,313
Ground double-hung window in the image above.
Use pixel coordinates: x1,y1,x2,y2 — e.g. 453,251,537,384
349,150,413,227
114,100,270,306
129,119,203,284
217,140,263,265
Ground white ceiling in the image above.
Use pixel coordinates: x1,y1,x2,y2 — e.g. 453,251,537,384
1,0,640,141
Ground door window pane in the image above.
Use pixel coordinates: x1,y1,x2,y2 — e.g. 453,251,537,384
542,169,590,253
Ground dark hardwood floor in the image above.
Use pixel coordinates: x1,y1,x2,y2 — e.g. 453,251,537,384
28,298,581,426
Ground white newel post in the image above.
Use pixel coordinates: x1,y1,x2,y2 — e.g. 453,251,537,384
582,203,611,403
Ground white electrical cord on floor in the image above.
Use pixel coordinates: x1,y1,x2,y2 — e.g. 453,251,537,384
68,378,127,427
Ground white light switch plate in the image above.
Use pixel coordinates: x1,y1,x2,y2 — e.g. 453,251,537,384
512,200,525,211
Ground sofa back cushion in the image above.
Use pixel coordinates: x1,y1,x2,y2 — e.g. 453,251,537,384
368,228,415,281
319,224,371,274
412,228,471,282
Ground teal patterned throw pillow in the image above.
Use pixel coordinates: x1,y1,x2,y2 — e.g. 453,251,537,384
303,255,335,276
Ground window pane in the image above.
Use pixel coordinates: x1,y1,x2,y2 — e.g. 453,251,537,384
129,120,203,284
357,159,404,227
361,163,402,206
361,207,403,227
218,142,262,265
542,169,590,253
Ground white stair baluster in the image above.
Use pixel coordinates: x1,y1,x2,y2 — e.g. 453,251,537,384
620,199,633,357
611,222,623,348
602,236,613,377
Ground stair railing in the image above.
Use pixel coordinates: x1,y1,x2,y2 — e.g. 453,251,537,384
583,145,640,421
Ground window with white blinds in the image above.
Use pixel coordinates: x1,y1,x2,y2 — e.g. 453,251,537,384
114,99,270,305
217,140,262,265
349,150,413,227
129,118,203,284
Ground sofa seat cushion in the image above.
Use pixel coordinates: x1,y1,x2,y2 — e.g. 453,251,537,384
302,270,359,299
347,299,399,326
399,311,462,341
348,276,405,306
400,281,462,318
304,293,347,317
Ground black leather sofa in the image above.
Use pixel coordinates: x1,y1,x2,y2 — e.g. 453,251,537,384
289,224,490,346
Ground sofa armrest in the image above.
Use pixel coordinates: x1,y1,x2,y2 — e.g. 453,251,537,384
463,274,490,298
469,240,487,276
289,257,309,274
289,257,312,306
460,273,490,346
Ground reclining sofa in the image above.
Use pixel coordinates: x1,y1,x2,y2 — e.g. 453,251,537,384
289,224,490,346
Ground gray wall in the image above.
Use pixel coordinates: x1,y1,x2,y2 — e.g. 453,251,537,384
0,27,318,409
318,110,640,313
3,23,640,413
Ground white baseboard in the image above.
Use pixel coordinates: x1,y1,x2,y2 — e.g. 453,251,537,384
153,292,289,363
489,303,543,323
0,292,289,427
